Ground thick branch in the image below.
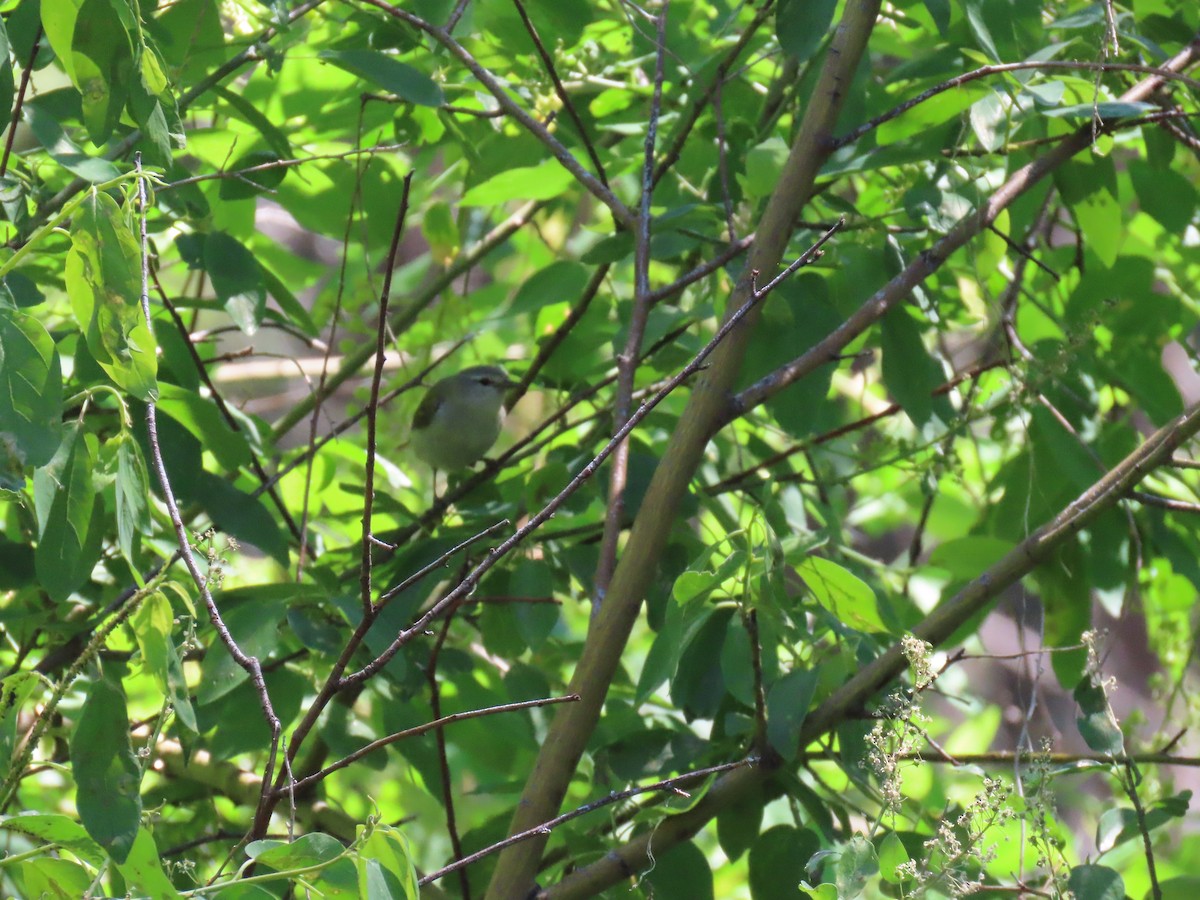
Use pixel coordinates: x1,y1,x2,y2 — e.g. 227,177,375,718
547,398,1200,898
483,2,883,895
518,27,1200,900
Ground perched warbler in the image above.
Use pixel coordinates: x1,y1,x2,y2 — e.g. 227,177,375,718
409,365,516,472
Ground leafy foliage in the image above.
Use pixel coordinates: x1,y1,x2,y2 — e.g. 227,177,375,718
1,0,1200,898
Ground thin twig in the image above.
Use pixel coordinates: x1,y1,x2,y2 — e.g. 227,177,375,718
298,102,377,581
595,1,670,608
270,200,546,440
835,59,1200,150
510,0,608,187
419,756,759,886
427,591,470,899
286,694,578,794
0,25,40,178
378,520,509,603
359,172,415,612
343,223,843,690
135,154,282,815
151,281,303,543
1127,491,1200,514
357,0,635,229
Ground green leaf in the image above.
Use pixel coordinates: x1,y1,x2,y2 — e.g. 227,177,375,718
319,50,444,107
260,263,318,336
969,90,1009,152
128,73,177,163
796,556,886,633
0,306,63,471
461,160,575,205
66,190,158,401
776,0,836,63
2,271,46,309
923,0,950,35
71,672,141,864
508,261,590,318
1066,864,1123,900
247,832,345,868
33,426,101,602
750,826,818,900
1129,159,1199,232
672,549,746,604
194,471,289,566
356,825,419,900
25,103,123,182
635,598,715,704
766,668,817,760
204,231,266,335
1074,678,1124,755
927,537,1014,580
1159,877,1200,900
197,591,289,705
1044,101,1157,120
720,625,756,708
421,200,459,263
154,382,251,472
0,813,106,868
877,83,987,146
0,673,41,770
70,0,133,143
878,831,909,883
14,857,94,898
834,834,878,900
880,305,950,427
671,610,732,719
644,840,714,900
113,432,150,571
131,592,197,733
740,137,789,200
1105,790,1192,850
114,827,183,899
210,85,292,158
717,785,764,862
0,20,16,127
1069,182,1123,268
964,0,1000,61
40,0,82,82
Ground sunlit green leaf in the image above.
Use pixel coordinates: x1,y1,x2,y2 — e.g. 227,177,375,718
66,191,158,400
319,49,444,107
796,556,886,633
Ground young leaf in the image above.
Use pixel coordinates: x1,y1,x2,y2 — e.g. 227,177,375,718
66,191,158,401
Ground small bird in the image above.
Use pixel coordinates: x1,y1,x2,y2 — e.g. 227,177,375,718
410,365,516,475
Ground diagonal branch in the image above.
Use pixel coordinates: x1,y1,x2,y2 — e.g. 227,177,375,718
134,156,282,814
488,19,1200,900
481,5,880,885
728,36,1200,426
358,0,636,230
547,396,1200,898
595,2,670,606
